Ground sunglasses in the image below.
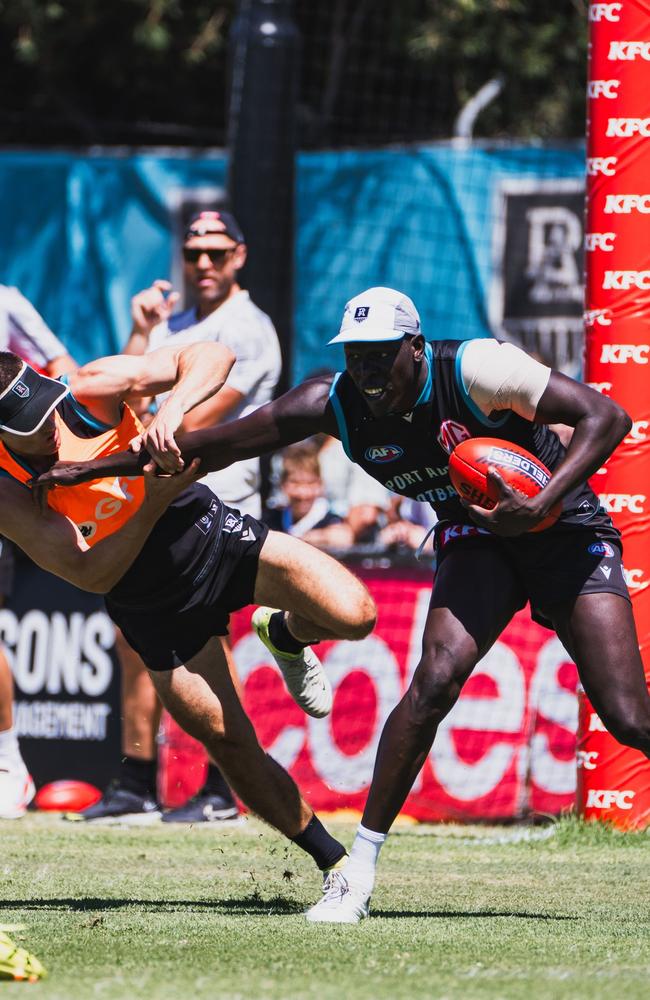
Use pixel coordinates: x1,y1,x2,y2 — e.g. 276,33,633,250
182,247,236,265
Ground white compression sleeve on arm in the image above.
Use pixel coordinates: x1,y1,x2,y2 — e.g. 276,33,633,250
460,339,551,420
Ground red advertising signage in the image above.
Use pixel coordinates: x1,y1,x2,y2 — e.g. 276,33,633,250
159,567,578,820
582,0,650,827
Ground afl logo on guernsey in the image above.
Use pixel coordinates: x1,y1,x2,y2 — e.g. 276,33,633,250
588,541,615,558
365,445,404,463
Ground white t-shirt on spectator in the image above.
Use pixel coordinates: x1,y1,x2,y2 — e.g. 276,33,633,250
0,286,68,369
148,290,281,514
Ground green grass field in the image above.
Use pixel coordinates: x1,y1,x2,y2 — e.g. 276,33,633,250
1,814,649,999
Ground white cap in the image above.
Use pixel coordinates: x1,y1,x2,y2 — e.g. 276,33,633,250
328,287,421,345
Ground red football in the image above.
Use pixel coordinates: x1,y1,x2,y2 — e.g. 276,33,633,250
34,779,102,812
448,437,561,533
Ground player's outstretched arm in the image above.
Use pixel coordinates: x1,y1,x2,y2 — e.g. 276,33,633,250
5,461,201,593
32,376,336,493
67,341,235,472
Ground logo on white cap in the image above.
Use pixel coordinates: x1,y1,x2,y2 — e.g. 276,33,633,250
11,381,30,399
329,287,421,345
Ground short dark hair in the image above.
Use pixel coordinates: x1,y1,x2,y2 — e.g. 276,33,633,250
0,352,23,393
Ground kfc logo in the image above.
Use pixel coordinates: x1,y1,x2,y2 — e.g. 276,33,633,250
587,157,618,177
599,494,646,514
608,40,650,61
606,118,650,137
589,712,607,732
623,568,646,590
587,79,620,99
603,271,650,291
586,789,635,810
587,381,612,394
584,309,612,328
625,420,649,443
584,232,616,252
577,750,598,770
599,344,649,364
589,3,622,20
604,194,650,213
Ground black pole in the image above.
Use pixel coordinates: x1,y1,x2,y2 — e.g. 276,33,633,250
227,0,299,393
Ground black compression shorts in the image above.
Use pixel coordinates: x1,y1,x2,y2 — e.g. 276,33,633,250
106,509,268,671
434,521,630,630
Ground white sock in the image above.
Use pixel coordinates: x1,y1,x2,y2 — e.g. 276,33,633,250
343,824,387,897
0,726,21,764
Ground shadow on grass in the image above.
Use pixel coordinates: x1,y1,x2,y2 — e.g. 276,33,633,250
372,909,579,921
0,895,304,916
0,898,579,921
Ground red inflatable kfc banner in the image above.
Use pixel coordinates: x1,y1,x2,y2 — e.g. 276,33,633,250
581,1,650,827
159,565,578,820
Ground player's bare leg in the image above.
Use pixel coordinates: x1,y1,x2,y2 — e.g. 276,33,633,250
114,630,240,824
0,645,35,819
254,530,376,642
118,629,161,761
251,530,376,718
77,628,164,823
307,540,524,922
553,592,650,755
149,635,346,871
0,647,14,734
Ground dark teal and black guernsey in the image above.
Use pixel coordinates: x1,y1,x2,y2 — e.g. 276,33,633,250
327,340,608,532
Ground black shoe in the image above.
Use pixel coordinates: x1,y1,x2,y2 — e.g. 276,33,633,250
79,781,161,825
161,791,239,824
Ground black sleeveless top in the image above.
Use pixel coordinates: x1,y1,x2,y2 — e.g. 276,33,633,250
326,340,609,533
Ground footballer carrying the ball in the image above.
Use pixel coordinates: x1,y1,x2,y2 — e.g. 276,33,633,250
36,287,645,925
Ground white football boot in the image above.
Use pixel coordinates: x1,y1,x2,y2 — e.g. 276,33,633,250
252,607,332,718
0,760,35,819
305,869,370,924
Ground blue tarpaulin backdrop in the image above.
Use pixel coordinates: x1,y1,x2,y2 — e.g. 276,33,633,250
0,145,584,382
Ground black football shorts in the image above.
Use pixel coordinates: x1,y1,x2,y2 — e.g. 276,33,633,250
434,520,630,630
107,509,268,671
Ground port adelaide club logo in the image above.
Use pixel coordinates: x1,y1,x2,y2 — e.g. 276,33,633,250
364,445,404,463
11,380,30,398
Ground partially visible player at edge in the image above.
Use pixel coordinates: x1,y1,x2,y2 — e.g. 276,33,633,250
35,287,647,924
0,339,378,889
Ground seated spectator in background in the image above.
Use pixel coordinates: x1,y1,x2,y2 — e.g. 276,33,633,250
379,497,438,555
264,443,353,550
315,432,391,544
269,370,391,546
0,284,77,819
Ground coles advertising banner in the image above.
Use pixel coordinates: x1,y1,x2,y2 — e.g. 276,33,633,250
160,565,579,821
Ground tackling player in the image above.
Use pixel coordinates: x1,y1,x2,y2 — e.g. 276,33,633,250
0,339,377,885
35,287,646,923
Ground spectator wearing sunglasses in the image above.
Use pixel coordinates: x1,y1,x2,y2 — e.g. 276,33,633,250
93,210,281,828
125,210,281,516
